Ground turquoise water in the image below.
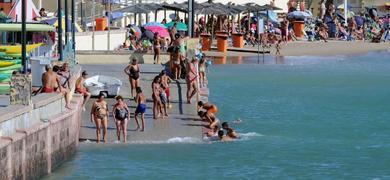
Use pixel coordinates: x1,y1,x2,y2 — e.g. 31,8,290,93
46,51,390,179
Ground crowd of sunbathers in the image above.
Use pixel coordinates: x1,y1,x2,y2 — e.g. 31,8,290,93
197,101,240,142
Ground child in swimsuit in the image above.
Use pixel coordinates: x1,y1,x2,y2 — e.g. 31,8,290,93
135,87,146,131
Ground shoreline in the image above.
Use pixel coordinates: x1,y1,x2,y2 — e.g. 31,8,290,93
205,41,390,58
76,41,389,65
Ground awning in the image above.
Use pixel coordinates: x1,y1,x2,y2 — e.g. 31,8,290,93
0,23,55,31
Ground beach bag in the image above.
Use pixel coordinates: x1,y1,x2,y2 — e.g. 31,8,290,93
115,108,128,120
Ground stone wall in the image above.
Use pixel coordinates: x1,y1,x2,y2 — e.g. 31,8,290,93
0,94,83,180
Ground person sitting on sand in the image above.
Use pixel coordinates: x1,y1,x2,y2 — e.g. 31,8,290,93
113,95,129,142
75,70,91,111
134,87,146,131
222,122,239,139
42,64,71,109
218,130,233,142
90,93,108,143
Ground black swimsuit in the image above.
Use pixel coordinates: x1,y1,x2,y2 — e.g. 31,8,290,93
129,66,140,80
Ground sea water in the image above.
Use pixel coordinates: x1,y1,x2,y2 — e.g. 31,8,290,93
45,51,390,179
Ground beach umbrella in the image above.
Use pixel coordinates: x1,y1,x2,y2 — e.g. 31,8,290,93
262,4,283,11
287,10,312,19
41,17,83,32
165,21,188,31
127,24,141,38
144,22,166,28
116,4,151,14
144,26,170,37
143,30,154,39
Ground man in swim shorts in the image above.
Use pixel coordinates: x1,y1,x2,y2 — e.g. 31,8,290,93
75,70,91,110
160,70,172,108
42,64,59,93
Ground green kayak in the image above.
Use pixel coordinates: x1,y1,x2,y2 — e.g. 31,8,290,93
0,64,21,71
0,84,10,94
0,59,22,64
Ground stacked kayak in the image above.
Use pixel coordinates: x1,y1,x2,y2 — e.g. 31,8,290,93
0,43,42,94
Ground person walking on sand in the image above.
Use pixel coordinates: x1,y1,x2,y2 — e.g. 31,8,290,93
113,95,129,142
198,55,207,88
153,32,161,64
152,75,163,119
134,87,146,131
186,58,198,104
75,70,91,111
160,70,173,108
90,94,109,143
124,58,140,99
42,64,72,109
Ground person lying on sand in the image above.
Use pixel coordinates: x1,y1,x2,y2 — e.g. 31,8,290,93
222,122,239,139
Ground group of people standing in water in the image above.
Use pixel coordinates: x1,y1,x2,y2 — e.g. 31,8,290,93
198,101,240,141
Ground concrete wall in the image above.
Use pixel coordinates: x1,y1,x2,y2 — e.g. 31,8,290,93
75,30,127,51
0,94,83,180
76,51,171,64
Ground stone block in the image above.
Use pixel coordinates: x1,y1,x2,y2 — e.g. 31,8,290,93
10,74,32,106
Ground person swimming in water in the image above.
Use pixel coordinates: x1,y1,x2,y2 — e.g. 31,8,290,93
218,130,233,142
134,87,146,131
222,122,239,139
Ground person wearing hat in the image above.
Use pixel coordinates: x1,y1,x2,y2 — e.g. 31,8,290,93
76,70,91,110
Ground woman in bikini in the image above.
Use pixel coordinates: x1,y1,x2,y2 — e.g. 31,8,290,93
186,58,198,104
151,75,162,119
112,95,130,142
198,56,206,88
90,94,109,143
124,58,140,98
153,32,161,64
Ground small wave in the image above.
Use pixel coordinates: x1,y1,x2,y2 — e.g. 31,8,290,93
82,139,92,143
239,132,263,141
129,137,203,144
166,137,202,143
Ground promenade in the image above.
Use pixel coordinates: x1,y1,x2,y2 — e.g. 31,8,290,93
79,64,206,143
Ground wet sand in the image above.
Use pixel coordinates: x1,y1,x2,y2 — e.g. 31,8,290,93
79,64,205,143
